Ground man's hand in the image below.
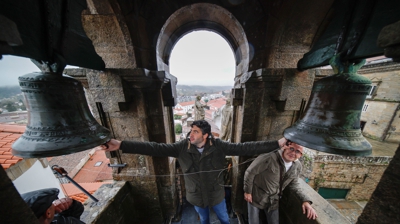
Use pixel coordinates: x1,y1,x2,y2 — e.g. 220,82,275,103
100,139,122,152
278,137,287,149
53,197,73,214
302,202,318,220
244,193,252,203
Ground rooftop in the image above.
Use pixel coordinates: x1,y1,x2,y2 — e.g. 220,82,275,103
62,182,109,203
0,123,112,204
0,124,25,169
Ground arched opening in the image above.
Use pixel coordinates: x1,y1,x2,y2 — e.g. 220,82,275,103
156,7,244,219
156,3,249,87
169,30,235,139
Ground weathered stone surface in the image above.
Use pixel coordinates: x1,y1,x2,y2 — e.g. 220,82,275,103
359,68,400,143
357,146,400,223
81,181,157,224
82,14,136,69
307,154,392,201
0,168,39,224
377,20,400,48
281,179,351,224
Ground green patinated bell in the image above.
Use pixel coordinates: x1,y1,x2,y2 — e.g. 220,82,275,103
284,55,372,156
12,72,111,158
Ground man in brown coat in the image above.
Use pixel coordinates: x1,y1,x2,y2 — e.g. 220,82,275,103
244,141,317,224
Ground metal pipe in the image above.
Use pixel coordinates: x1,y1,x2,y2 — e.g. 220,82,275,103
108,163,127,168
52,165,99,202
62,175,99,202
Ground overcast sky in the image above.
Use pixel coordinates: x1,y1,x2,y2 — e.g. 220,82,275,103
170,31,235,86
0,55,40,87
0,31,235,87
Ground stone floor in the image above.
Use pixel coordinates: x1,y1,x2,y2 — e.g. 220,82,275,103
367,137,399,157
327,200,368,224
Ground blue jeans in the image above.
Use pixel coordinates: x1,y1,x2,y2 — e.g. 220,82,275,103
194,199,230,224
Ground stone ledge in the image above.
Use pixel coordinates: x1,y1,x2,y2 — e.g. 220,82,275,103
81,181,137,223
280,178,351,224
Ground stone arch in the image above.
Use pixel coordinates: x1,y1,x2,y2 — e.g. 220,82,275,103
156,3,249,83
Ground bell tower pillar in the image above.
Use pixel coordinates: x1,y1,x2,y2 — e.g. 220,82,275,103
67,68,178,223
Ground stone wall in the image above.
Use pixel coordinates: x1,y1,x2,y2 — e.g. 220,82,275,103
306,153,391,201
359,64,400,143
361,101,399,141
357,145,400,224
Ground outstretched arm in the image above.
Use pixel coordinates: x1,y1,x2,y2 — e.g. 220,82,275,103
220,137,288,156
100,138,182,157
302,202,318,220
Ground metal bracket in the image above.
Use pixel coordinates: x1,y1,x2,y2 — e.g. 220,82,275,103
108,163,127,168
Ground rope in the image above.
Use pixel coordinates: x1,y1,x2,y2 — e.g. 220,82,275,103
52,157,256,178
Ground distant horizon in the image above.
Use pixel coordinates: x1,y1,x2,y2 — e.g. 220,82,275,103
0,84,233,88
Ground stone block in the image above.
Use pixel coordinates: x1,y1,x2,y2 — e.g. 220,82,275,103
81,181,165,224
86,70,128,112
82,15,136,69
108,116,141,139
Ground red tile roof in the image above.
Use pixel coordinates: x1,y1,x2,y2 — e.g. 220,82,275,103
0,124,25,170
62,182,110,203
69,191,96,203
177,101,195,106
72,148,113,182
207,98,227,109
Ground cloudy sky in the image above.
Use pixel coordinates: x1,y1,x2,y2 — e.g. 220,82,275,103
0,55,40,87
169,31,235,86
0,31,235,87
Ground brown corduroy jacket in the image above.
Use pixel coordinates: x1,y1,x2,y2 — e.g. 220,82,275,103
244,150,311,211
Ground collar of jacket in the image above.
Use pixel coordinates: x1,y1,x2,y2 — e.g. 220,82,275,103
187,138,215,153
187,136,214,150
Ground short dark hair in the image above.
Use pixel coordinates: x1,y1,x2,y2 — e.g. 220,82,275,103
285,140,293,146
191,120,211,136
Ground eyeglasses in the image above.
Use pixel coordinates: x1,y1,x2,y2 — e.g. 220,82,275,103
289,147,303,156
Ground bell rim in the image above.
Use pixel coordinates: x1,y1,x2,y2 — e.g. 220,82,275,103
284,128,372,156
11,135,111,158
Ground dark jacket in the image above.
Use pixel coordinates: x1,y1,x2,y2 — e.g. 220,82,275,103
243,150,311,211
120,137,279,208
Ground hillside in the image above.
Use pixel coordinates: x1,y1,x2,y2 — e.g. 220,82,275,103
176,85,231,96
0,86,21,99
0,85,232,100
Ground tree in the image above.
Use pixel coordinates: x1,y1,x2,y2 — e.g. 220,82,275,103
6,102,17,112
175,123,182,134
174,114,182,120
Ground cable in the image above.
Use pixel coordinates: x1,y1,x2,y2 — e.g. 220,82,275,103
52,157,257,178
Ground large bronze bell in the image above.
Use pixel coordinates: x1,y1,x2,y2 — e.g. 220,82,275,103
284,55,372,156
12,72,111,158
